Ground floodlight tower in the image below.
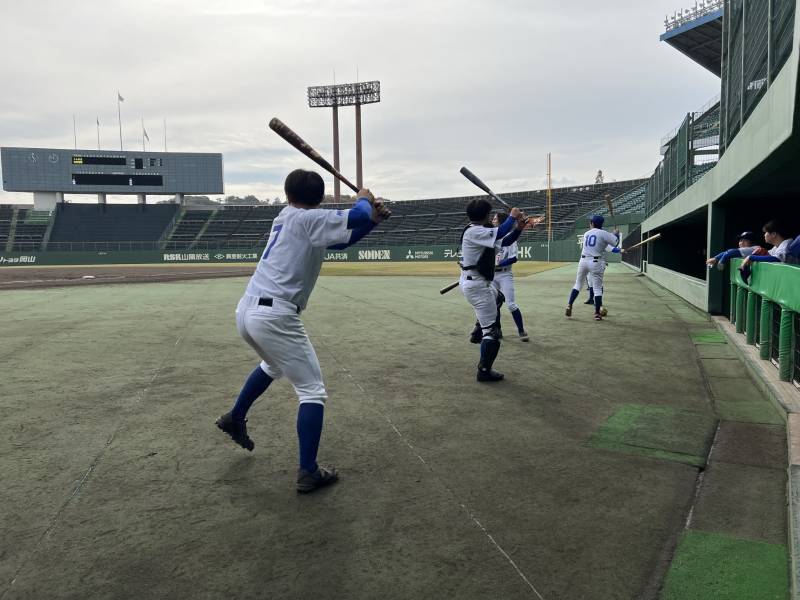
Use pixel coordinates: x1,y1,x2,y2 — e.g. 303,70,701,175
307,81,381,202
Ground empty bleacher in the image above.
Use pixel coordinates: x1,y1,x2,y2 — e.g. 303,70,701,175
3,178,647,253
165,209,214,249
11,209,52,251
159,179,646,250
0,206,13,250
48,204,178,250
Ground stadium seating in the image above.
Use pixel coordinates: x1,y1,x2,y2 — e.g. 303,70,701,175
11,209,51,251
48,204,178,249
3,179,646,252
159,179,646,249
164,209,213,249
0,205,13,249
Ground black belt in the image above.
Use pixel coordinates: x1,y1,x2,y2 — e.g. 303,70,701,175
581,255,601,260
258,297,301,314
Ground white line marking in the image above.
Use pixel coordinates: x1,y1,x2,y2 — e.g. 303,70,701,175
0,317,194,599
316,340,546,599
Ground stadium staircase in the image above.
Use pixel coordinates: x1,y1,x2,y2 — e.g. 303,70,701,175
1,206,14,252
11,209,52,252
157,207,186,251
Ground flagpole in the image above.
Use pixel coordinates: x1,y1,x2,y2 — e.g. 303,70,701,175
73,114,77,149
96,117,100,150
117,92,123,150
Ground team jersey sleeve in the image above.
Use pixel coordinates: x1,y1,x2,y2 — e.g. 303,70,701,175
601,230,620,247
302,209,352,248
464,226,500,249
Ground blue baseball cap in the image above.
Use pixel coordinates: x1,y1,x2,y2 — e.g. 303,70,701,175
738,231,757,242
590,215,604,228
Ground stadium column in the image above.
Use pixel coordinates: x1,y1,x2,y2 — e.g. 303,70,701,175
175,193,184,205
98,193,107,205
355,102,363,188
137,194,146,205
707,202,726,314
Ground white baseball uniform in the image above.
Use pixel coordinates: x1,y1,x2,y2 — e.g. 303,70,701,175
460,224,502,329
237,205,354,406
587,242,616,294
574,228,619,295
492,242,519,312
768,238,794,261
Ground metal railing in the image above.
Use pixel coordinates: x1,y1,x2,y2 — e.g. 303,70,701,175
646,97,721,217
664,0,724,32
720,0,796,153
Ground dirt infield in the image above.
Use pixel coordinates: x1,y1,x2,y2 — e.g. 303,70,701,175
0,264,254,290
0,261,567,290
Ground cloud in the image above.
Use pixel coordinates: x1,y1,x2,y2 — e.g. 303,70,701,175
0,0,719,204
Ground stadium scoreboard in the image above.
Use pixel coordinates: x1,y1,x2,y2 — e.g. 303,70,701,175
0,147,224,195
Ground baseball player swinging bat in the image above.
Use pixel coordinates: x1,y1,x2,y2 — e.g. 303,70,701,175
269,117,360,194
622,233,661,252
442,168,506,296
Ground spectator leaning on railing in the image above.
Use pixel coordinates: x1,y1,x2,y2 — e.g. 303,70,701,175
706,230,758,271
739,220,796,282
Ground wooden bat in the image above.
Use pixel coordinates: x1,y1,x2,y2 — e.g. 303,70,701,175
269,117,359,193
459,167,512,209
440,281,460,295
604,193,615,217
623,233,661,252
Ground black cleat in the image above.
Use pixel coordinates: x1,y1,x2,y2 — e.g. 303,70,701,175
477,368,504,382
216,412,255,451
594,313,603,321
565,305,572,317
584,298,594,305
296,465,339,493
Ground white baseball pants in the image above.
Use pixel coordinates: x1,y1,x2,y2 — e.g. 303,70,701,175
235,294,327,406
461,278,499,328
573,258,606,296
492,271,518,312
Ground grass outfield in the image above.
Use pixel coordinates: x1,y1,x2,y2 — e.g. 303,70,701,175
0,264,787,599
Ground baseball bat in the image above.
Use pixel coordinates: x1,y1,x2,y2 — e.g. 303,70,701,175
440,281,460,295
269,118,360,193
459,167,512,210
623,233,661,252
604,194,615,217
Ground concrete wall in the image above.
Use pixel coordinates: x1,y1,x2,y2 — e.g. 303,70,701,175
640,2,799,308
646,264,708,310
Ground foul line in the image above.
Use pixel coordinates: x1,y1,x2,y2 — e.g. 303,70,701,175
312,333,545,600
0,315,195,599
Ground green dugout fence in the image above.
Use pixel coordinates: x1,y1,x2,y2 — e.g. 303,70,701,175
729,259,800,384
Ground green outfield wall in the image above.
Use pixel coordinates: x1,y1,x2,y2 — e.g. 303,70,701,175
0,239,623,266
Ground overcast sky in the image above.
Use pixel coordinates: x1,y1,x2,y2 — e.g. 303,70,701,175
0,0,719,204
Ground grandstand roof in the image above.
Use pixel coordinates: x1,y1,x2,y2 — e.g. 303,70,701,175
660,7,723,76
